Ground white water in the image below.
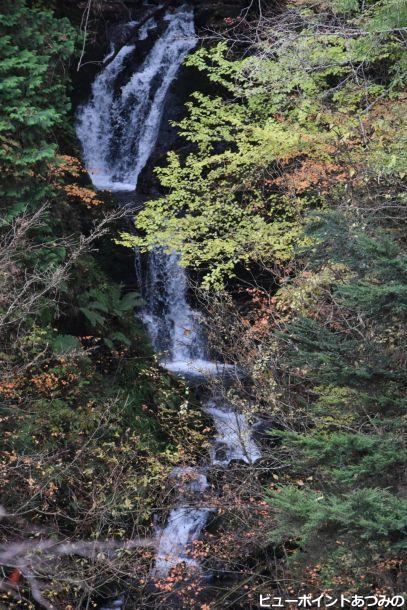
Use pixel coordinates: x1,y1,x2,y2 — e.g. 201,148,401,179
171,467,209,494
145,249,260,576
142,250,203,364
76,4,260,584
204,401,262,466
143,250,240,379
76,7,195,191
154,507,212,576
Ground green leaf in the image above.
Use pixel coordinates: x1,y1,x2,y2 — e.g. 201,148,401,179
51,334,81,354
118,291,142,312
110,331,132,346
79,307,105,328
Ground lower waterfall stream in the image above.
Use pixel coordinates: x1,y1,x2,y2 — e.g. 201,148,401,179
76,3,260,602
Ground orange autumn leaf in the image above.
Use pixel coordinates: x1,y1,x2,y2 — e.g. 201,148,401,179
63,183,104,206
8,568,22,584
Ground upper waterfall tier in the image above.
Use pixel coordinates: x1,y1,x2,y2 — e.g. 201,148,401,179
76,6,196,192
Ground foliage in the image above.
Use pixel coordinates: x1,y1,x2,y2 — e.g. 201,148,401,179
78,285,143,348
1,0,406,607
122,0,406,288
137,0,407,602
0,0,77,221
0,2,205,608
202,207,407,598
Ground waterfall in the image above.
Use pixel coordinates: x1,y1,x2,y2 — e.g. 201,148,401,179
204,401,262,466
76,42,136,190
142,249,222,375
76,4,260,588
76,7,195,191
154,507,211,576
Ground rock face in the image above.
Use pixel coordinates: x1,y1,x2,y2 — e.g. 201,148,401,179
60,0,251,38
192,0,250,27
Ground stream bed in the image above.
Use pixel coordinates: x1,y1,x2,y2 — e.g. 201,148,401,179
76,2,260,601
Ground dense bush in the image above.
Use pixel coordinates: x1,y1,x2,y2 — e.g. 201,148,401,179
1,0,406,607
0,2,204,608
123,0,407,603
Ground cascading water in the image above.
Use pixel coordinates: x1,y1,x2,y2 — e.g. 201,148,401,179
204,401,262,467
154,467,211,576
142,249,203,364
76,3,260,587
142,249,235,377
76,6,195,191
